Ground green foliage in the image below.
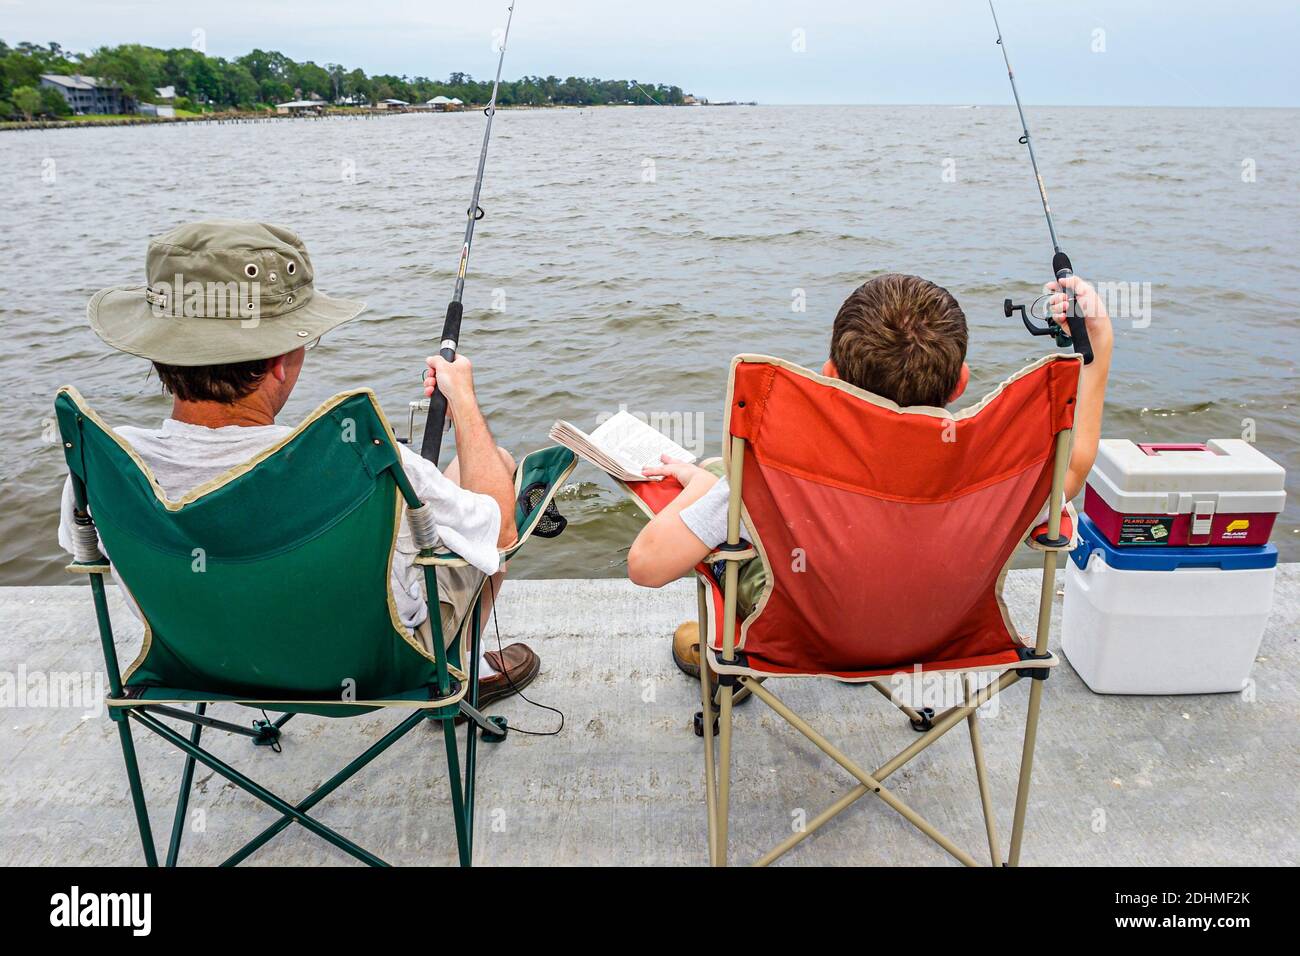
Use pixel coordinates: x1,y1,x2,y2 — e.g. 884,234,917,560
1,40,77,99
0,35,688,112
10,84,40,119
80,43,166,101
39,85,71,116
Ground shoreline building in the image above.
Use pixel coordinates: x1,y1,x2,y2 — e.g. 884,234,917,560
39,74,133,114
140,87,176,119
275,100,327,116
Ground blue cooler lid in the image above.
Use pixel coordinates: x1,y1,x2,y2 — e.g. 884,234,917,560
1072,514,1278,572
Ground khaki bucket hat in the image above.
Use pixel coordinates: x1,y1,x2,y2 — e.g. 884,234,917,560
88,220,366,366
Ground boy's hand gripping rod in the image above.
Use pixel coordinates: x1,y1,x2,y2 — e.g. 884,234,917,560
990,0,1093,364
421,2,518,462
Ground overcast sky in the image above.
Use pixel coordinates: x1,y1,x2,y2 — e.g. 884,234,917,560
4,0,1296,107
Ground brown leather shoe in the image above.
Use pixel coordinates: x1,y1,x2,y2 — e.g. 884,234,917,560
474,642,540,708
448,643,542,726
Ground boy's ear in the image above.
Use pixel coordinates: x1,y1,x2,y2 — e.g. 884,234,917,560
821,359,840,380
947,362,971,404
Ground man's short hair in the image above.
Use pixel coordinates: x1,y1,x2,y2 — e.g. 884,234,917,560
152,359,268,404
830,273,968,407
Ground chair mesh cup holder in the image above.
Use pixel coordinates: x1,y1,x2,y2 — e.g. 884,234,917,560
519,481,566,539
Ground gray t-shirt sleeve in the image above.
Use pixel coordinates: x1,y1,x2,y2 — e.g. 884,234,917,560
678,476,731,549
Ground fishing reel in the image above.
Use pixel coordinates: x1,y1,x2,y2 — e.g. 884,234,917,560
1004,296,1072,348
1004,251,1094,364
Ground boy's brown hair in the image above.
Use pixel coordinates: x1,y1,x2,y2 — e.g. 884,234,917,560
830,273,968,407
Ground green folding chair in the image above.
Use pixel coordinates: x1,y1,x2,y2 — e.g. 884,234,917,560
55,385,575,867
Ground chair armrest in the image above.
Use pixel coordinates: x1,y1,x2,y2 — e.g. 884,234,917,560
414,551,472,568
1025,502,1079,552
409,445,578,571
705,543,756,562
65,560,112,575
413,539,524,569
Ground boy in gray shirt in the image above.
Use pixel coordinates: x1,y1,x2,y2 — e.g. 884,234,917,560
626,272,1113,685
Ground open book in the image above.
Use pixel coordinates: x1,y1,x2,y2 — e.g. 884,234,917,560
549,410,697,481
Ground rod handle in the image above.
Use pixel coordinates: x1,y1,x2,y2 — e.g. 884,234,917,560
420,300,464,463
1053,251,1093,365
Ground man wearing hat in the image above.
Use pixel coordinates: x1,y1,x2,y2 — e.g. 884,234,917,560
57,220,541,704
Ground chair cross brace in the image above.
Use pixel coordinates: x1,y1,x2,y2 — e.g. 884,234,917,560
702,668,1027,868
129,707,435,867
141,703,294,742
108,588,492,869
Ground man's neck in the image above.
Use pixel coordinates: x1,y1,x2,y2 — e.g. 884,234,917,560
170,397,277,428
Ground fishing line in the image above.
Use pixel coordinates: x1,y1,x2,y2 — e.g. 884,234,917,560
421,1,519,463
989,0,1094,364
411,2,563,739
631,81,664,106
485,574,565,736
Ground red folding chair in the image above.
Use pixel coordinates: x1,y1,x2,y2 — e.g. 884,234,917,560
633,352,1081,866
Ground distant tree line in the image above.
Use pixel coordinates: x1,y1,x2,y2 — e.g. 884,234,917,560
0,38,686,119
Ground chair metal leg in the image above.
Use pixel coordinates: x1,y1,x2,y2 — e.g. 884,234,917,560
868,679,926,726
165,702,205,867
962,675,1002,866
87,566,158,867
716,682,734,867
459,700,505,734
423,564,472,867
443,717,471,867
145,703,280,740
1007,676,1046,866
696,582,719,865
114,715,158,867
1007,534,1063,866
713,435,745,868
755,785,864,867
462,601,483,848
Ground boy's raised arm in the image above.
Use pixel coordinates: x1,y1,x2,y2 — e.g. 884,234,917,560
1048,275,1115,500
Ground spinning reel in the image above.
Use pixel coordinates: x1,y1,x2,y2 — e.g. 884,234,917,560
1003,251,1091,361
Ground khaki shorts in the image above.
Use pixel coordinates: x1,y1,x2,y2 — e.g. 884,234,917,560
415,563,488,654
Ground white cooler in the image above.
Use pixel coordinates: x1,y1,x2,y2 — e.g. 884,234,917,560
1062,515,1278,694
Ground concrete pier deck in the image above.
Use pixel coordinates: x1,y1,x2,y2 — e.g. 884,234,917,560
2,568,1296,866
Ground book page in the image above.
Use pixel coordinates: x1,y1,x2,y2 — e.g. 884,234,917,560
587,410,697,475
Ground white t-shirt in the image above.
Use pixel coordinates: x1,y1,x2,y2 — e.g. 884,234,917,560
679,476,735,550
57,418,502,628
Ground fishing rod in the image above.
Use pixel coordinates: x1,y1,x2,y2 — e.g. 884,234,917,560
989,0,1093,364
421,2,518,462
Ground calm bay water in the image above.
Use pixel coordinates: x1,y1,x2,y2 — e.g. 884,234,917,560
2,105,1297,582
